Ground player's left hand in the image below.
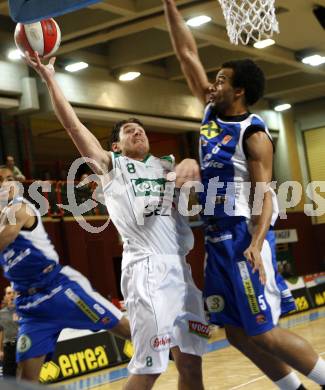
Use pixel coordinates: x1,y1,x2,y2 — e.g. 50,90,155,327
244,244,266,285
24,51,56,83
174,158,201,188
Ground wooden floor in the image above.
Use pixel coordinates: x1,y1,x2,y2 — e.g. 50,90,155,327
61,316,325,390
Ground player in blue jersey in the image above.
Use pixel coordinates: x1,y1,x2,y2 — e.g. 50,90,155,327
0,167,130,382
163,1,325,390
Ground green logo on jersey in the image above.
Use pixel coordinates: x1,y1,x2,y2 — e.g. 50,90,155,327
131,178,166,197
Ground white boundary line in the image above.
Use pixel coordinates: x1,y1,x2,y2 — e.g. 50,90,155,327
229,375,266,390
229,352,325,389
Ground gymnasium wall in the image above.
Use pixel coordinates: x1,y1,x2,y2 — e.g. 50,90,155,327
31,129,188,178
294,98,325,131
273,97,325,275
39,67,203,121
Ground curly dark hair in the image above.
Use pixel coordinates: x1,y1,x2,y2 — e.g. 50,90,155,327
222,59,265,106
109,118,144,149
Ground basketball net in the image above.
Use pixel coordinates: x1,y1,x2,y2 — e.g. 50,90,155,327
217,0,279,45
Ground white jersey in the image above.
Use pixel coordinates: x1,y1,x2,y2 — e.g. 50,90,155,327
100,153,194,268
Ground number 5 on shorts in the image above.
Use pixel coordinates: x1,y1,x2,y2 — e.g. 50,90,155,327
258,295,267,310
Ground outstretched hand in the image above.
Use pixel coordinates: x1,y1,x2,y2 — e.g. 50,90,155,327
24,51,56,82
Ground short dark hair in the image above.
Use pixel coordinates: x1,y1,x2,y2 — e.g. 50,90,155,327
222,59,265,106
109,118,144,149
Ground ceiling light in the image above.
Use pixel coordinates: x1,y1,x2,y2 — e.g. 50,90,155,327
274,103,292,112
301,54,325,67
8,49,22,61
186,15,211,27
253,39,275,49
65,62,89,72
119,71,141,81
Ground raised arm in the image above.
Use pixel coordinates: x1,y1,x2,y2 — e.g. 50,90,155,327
0,203,35,252
163,0,211,104
25,52,111,175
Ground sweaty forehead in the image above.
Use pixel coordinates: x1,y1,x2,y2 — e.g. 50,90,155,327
216,68,234,80
121,122,144,133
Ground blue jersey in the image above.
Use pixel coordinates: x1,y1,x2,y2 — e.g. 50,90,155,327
199,104,278,223
0,198,61,293
0,198,122,363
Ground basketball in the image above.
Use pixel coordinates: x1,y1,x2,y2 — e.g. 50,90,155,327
14,18,61,58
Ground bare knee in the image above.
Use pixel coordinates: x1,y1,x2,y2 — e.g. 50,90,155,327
17,362,39,382
225,327,241,347
179,359,202,380
174,353,203,383
252,330,277,352
253,327,314,355
225,325,251,350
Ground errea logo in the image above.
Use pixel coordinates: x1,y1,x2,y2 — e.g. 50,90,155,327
131,178,166,197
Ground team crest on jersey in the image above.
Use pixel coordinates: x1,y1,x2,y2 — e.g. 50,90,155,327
221,135,232,145
200,121,222,139
131,178,166,197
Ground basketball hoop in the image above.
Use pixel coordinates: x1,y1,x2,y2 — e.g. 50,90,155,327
217,0,279,45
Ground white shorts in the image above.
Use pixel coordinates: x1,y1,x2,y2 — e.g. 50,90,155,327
121,255,208,375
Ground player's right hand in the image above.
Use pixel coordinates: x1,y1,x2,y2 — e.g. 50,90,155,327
174,158,201,188
244,243,267,285
24,51,56,83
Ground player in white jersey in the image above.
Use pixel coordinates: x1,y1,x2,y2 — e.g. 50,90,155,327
25,52,208,390
163,1,325,390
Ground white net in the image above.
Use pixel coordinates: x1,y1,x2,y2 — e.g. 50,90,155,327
218,0,279,45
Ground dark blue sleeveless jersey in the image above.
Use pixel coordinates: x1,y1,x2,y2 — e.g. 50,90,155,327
199,103,278,223
0,198,61,292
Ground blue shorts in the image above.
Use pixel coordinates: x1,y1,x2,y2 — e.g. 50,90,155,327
204,217,296,336
15,266,123,362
